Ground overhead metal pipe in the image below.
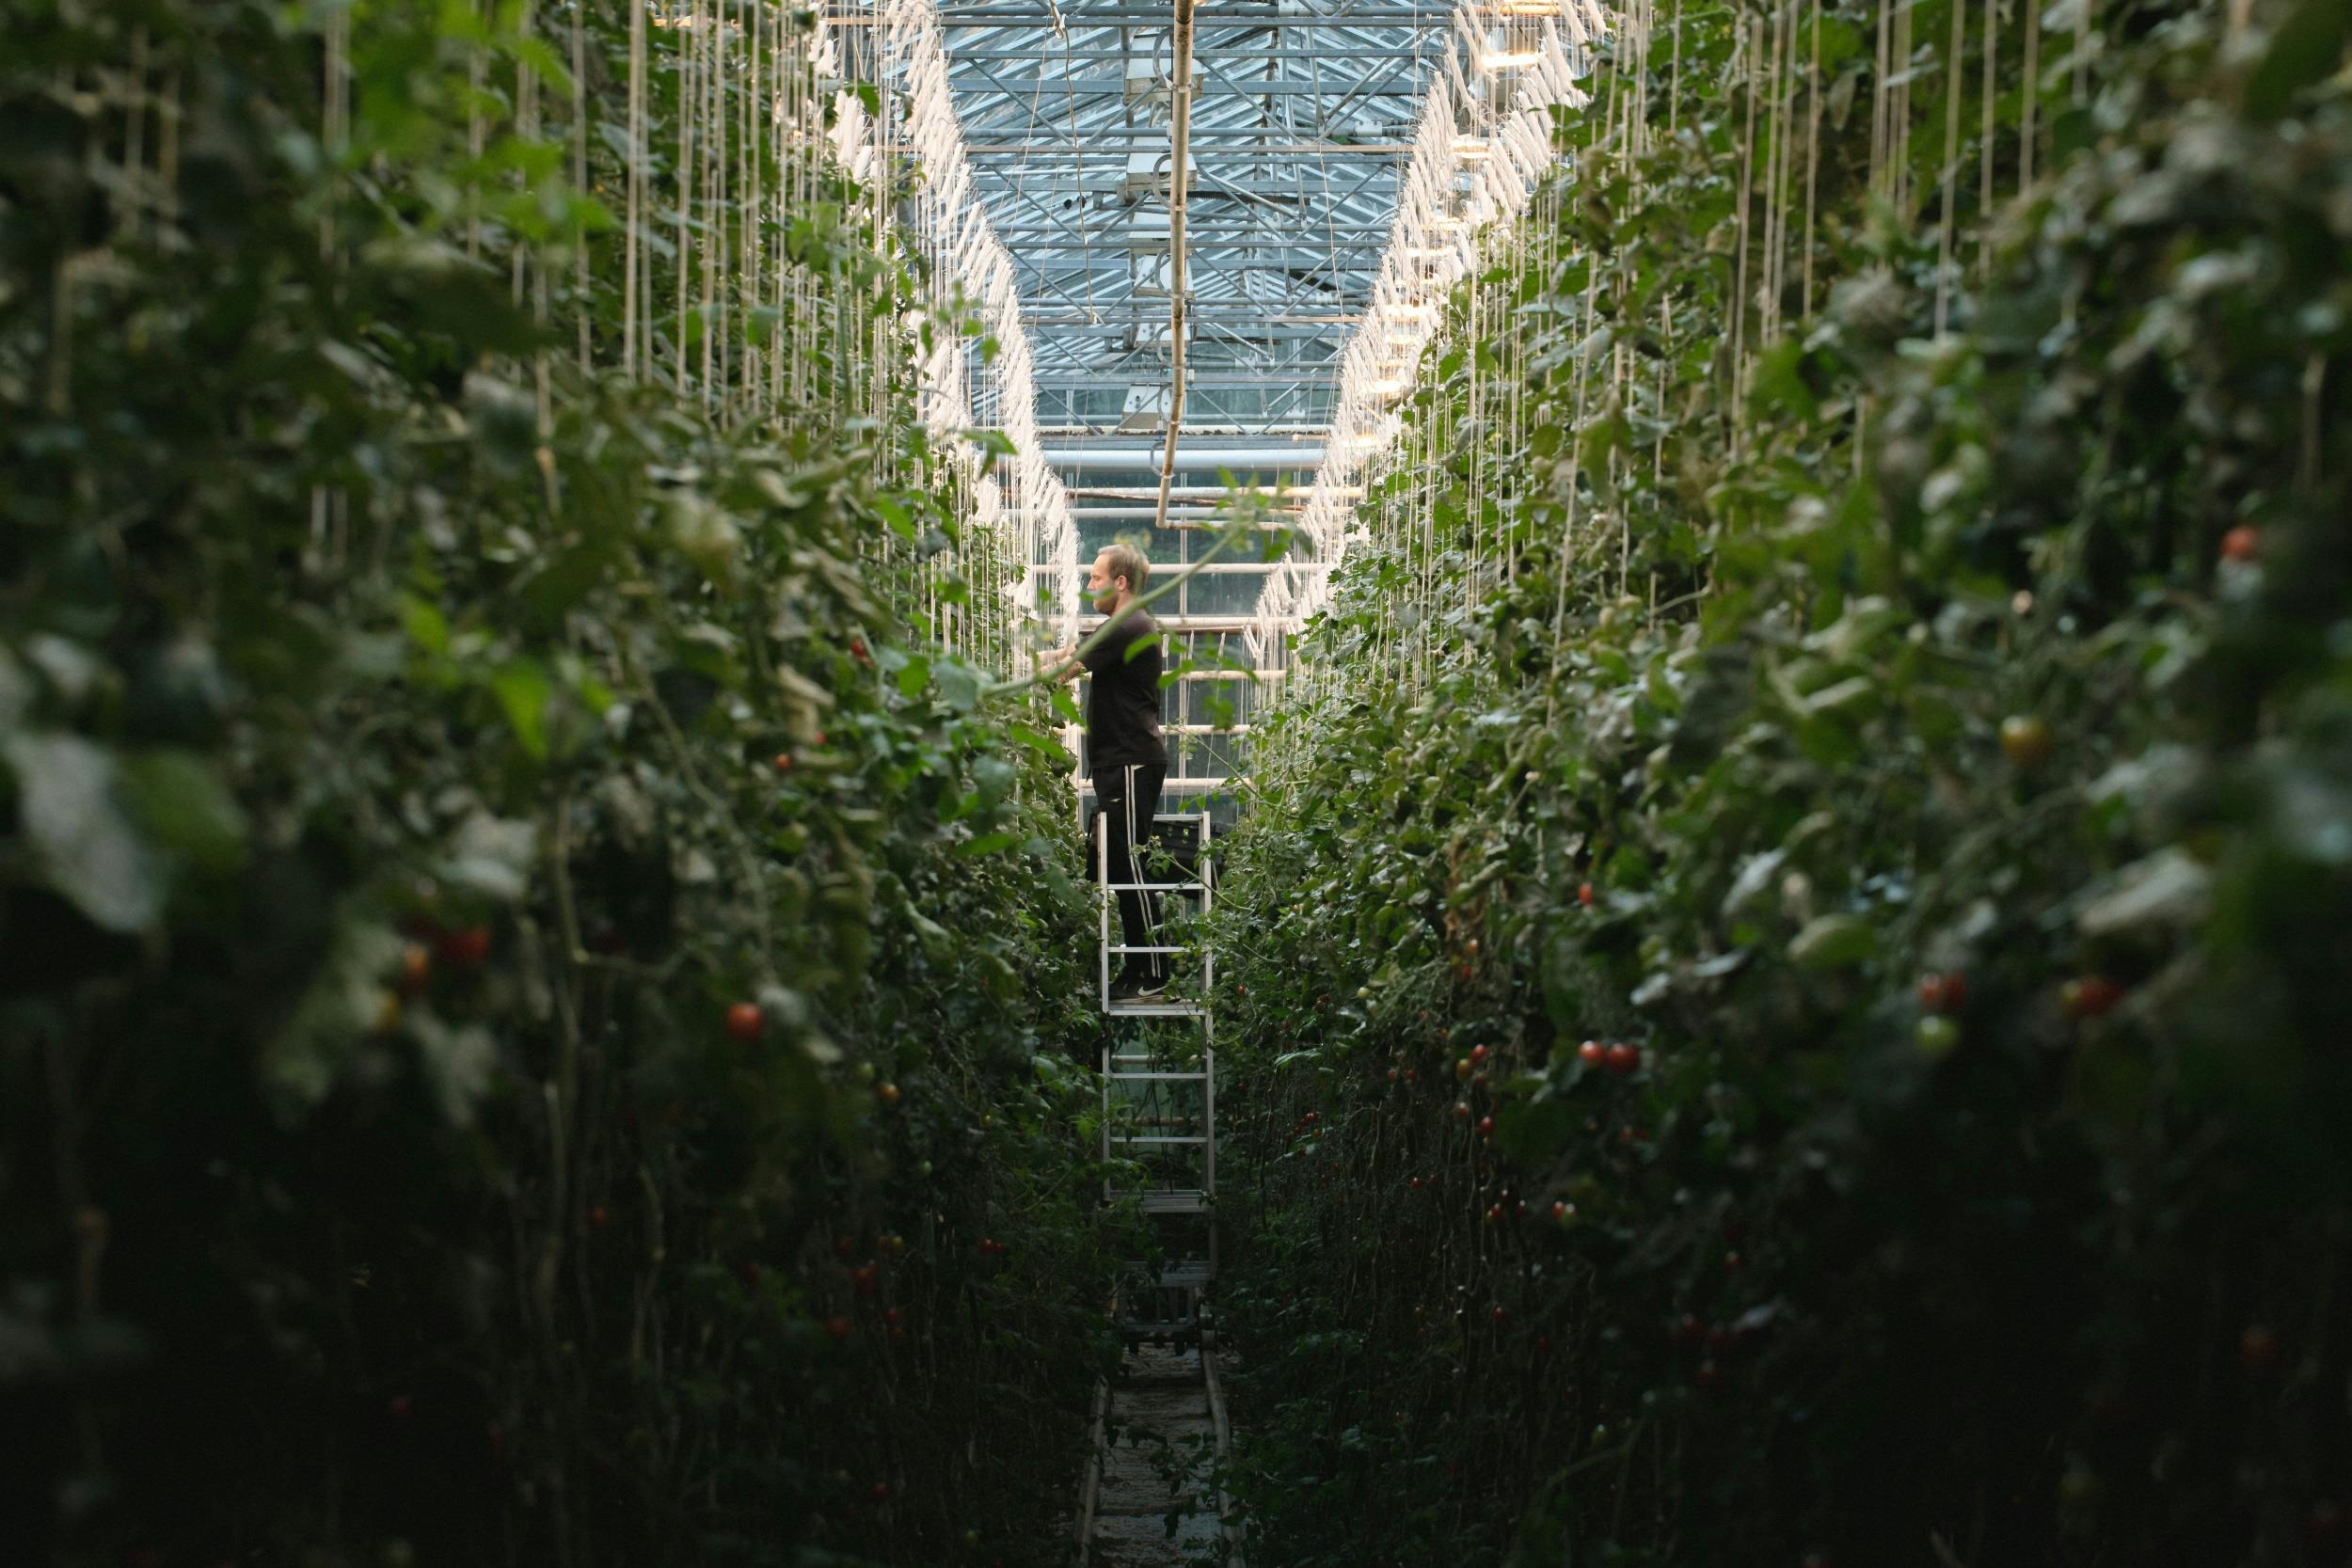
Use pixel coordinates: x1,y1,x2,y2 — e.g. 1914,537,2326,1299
1046,447,1326,469
1154,0,1196,533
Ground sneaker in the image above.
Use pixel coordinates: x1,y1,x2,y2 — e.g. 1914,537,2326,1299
1109,975,1147,1004
1135,973,1168,998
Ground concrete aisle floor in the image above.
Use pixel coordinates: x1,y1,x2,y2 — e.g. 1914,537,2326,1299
1088,1344,1237,1567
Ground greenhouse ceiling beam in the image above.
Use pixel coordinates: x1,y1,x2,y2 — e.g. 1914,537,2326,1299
967,171,1398,198
944,46,1419,62
1022,312,1360,325
1017,256,1365,282
1051,231,1376,267
930,75,1421,96
1045,447,1323,468
990,227,1397,240
1019,321,1354,336
927,7,1446,25
952,138,1414,153
1033,374,1335,388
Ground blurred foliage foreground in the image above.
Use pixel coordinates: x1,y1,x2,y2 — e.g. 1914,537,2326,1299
1215,1,2352,1564
3,1,1123,1564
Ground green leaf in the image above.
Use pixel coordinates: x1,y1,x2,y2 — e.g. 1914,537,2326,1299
1788,912,1878,970
958,831,1018,857
119,750,248,877
2246,0,2352,120
875,496,917,543
400,594,451,656
896,656,932,697
1496,1095,1576,1164
972,756,1016,810
4,733,163,931
935,660,982,712
491,659,554,760
1006,720,1073,760
1750,340,1819,421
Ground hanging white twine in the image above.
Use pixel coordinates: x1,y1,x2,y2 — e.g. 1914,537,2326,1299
817,0,1081,657
1260,0,1607,640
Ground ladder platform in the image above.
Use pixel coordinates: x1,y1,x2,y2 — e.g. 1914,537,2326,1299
1103,881,1210,894
1107,1070,1209,1082
1103,1000,1209,1017
1111,1134,1209,1145
1114,1190,1211,1214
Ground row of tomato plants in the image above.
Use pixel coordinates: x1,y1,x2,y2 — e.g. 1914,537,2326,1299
2,4,1116,1564
1214,1,2352,1563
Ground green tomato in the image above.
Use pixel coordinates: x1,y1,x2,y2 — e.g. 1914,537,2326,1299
1915,1014,1962,1059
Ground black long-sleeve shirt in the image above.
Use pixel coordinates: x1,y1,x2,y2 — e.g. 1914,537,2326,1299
1080,610,1168,778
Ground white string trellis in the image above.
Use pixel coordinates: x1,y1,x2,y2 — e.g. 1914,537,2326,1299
818,0,1081,665
1248,0,1609,672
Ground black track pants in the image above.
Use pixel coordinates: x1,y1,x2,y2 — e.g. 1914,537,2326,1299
1094,762,1168,983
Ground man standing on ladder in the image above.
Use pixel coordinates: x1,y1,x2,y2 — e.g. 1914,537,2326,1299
1040,544,1170,1004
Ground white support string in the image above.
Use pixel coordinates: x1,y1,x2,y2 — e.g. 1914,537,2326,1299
818,0,1080,665
1251,0,1609,655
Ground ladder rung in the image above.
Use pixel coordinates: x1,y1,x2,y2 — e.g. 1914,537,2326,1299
1108,1071,1208,1081
1106,944,1191,955
1104,1002,1210,1016
1108,1189,1213,1210
1111,1134,1209,1145
1103,881,1208,893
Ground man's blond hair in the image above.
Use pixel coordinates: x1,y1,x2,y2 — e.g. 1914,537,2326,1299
1099,542,1150,598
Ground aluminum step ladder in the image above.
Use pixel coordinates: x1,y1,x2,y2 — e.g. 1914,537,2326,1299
1095,809,1217,1347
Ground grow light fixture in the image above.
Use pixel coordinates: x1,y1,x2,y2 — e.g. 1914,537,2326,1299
1478,47,1543,70
1452,136,1494,160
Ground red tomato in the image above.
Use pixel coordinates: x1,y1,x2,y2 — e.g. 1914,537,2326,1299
825,1316,853,1343
1578,880,1595,907
396,942,432,997
2064,974,2124,1019
1917,972,1967,1013
1578,1039,1605,1066
724,1002,764,1041
1604,1042,1642,1075
438,926,492,967
2220,526,2259,563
